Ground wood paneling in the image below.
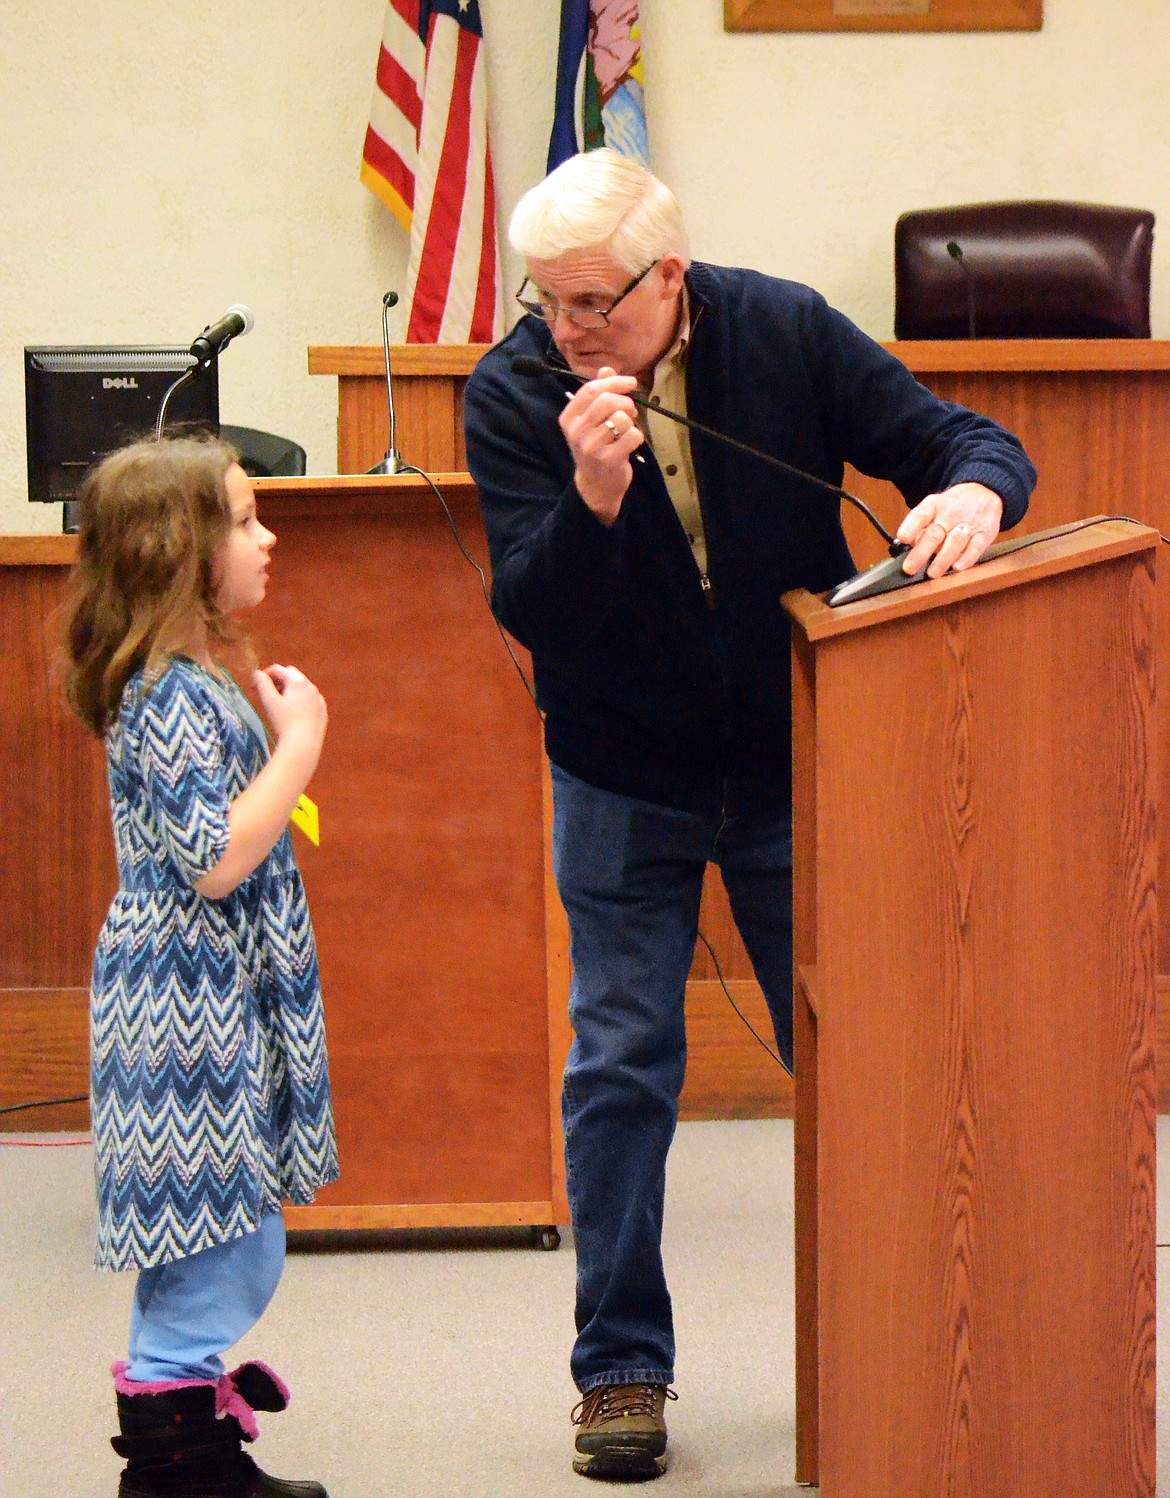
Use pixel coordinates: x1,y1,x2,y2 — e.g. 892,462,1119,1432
1160,975,1170,1113
792,640,821,1484
725,0,1042,30
0,563,115,991
787,529,1157,1495
332,376,474,474
0,563,107,1132
840,348,1170,971
0,988,90,1130
309,346,490,378
247,479,562,1226
888,339,1170,372
0,557,110,1132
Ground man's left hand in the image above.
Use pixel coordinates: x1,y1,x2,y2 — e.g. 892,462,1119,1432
896,482,1003,578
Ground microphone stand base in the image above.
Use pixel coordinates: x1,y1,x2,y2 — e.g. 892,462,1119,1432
366,452,406,476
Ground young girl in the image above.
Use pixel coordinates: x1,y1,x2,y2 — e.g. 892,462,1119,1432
64,435,339,1498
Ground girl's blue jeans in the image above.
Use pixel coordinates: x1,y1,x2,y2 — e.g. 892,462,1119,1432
551,765,794,1394
127,1210,286,1382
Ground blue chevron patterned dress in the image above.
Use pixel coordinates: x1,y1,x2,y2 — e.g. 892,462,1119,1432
90,657,339,1271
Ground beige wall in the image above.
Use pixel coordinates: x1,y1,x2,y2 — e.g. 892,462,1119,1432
2,0,1165,533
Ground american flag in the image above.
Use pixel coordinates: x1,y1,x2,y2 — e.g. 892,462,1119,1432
360,0,503,344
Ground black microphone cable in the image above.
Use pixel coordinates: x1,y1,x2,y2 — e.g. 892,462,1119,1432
695,929,785,1070
0,1093,92,1149
0,1094,88,1117
970,513,1170,563
396,461,538,707
511,360,1170,597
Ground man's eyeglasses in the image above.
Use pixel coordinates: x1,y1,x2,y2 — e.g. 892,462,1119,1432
515,260,660,330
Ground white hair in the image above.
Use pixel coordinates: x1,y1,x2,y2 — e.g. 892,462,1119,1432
509,148,691,274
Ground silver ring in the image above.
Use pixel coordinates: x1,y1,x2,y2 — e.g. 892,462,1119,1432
603,418,620,441
951,523,972,538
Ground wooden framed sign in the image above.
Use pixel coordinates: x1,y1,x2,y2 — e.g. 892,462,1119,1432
725,0,1041,30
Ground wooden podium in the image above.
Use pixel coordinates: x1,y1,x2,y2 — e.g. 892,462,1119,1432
249,474,572,1235
783,520,1158,1497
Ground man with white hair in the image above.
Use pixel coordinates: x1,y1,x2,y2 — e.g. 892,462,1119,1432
463,148,1035,1482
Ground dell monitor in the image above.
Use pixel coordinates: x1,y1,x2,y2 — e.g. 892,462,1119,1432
24,346,220,524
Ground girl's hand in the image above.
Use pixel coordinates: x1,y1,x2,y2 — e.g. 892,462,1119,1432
196,666,328,897
254,665,328,752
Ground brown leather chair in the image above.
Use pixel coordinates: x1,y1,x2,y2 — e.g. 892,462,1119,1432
894,201,1154,339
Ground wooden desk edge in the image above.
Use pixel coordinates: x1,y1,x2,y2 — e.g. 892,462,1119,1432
0,534,78,565
285,1199,561,1232
887,338,1170,373
252,472,474,494
308,345,493,377
0,475,482,566
783,518,1158,641
306,339,1170,378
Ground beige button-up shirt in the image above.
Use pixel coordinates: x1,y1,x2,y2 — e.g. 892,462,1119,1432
643,290,707,577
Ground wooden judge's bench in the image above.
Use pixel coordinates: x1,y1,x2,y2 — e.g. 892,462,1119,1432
4,339,1170,1239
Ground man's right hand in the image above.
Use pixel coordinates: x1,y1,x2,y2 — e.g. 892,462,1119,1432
561,366,645,524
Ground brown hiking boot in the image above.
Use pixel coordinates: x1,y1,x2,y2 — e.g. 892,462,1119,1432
571,1383,677,1480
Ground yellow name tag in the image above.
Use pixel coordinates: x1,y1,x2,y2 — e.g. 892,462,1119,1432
290,794,320,846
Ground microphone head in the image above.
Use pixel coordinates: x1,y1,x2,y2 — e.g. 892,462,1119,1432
945,240,963,262
383,291,399,309
226,303,255,335
511,355,553,379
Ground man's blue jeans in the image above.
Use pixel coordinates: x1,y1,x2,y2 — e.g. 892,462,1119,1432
551,765,794,1393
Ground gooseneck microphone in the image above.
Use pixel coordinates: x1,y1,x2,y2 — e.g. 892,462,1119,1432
510,354,901,550
946,240,977,340
190,304,255,367
156,303,255,439
368,291,404,476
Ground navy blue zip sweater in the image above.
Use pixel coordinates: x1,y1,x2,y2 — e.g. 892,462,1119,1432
463,262,1036,816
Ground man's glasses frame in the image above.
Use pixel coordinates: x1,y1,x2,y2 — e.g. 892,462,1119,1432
514,260,660,330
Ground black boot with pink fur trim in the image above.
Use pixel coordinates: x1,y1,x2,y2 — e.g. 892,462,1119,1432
111,1360,326,1497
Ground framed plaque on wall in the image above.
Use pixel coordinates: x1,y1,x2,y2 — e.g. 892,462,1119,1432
725,0,1041,30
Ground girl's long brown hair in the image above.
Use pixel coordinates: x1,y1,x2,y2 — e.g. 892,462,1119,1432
63,435,245,736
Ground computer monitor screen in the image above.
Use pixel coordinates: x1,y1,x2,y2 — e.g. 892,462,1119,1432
24,346,220,503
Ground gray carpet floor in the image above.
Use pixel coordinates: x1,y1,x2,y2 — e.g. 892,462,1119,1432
1,1117,1167,1496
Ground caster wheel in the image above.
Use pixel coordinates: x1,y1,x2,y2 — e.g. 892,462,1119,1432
536,1226,561,1251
